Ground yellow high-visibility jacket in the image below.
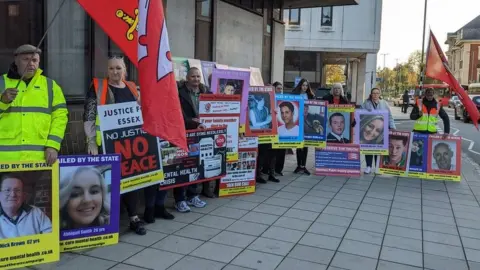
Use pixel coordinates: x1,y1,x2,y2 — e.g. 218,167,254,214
0,69,68,162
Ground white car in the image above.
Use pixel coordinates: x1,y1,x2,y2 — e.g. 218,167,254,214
393,94,415,107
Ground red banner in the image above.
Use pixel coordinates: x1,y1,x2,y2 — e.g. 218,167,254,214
425,31,479,129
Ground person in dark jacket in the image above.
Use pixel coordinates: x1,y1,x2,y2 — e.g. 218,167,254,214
402,90,409,114
410,88,450,139
291,78,315,175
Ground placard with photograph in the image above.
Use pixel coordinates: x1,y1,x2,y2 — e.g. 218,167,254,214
0,161,59,269
427,135,462,181
378,131,411,176
406,133,428,179
210,69,251,133
249,67,264,86
201,61,216,87
354,109,389,155
172,57,189,81
272,94,305,149
245,86,278,140
58,155,121,252
315,144,361,176
304,100,328,148
326,104,355,144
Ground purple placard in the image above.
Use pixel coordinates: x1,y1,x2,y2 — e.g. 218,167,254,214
58,154,121,241
210,68,251,128
354,109,389,154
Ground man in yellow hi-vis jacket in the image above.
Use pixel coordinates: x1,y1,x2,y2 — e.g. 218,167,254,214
0,44,68,165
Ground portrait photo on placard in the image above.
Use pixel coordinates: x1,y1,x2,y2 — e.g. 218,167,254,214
277,100,300,137
382,133,410,169
304,103,326,136
409,138,426,167
59,165,112,231
326,112,351,143
218,79,244,95
431,140,457,171
0,170,53,240
359,114,385,145
248,92,273,130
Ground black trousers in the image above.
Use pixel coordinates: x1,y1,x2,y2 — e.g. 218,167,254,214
274,149,286,173
122,184,158,217
402,103,408,113
365,155,378,167
257,144,275,174
296,147,308,167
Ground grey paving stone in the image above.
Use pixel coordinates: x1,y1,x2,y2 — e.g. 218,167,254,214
108,264,146,270
465,248,480,263
380,246,423,267
262,226,304,243
124,248,183,270
423,213,456,225
383,234,422,253
338,239,381,259
330,252,378,270
386,225,422,240
298,232,341,250
209,206,249,219
40,255,117,270
240,211,279,225
273,216,312,231
190,242,243,263
459,227,480,240
287,244,335,264
423,254,469,270
263,197,297,208
308,223,347,238
322,206,357,218
145,220,188,234
366,191,394,201
237,194,269,203
252,204,289,216
289,180,317,189
335,193,364,203
391,201,420,212
254,188,277,197
377,260,423,270
151,235,204,255
231,250,283,270
451,198,479,207
423,221,459,235
390,208,422,220
168,256,225,270
455,211,480,221
388,216,422,230
362,197,392,207
468,261,480,270
344,228,383,245
423,206,454,217
423,241,465,260
307,189,336,199
276,258,327,270
227,220,269,236
423,231,462,246
247,237,295,256
222,265,253,270
258,183,284,191
422,199,451,209
301,195,332,204
226,200,260,211
292,201,327,212
193,215,237,230
209,231,257,248
120,231,167,247
454,218,480,230
281,186,310,194
358,203,390,215
355,211,388,224
316,213,352,227
272,190,303,200
350,219,386,233
327,199,360,209
84,242,143,262
174,224,221,241
315,185,342,192
338,188,367,196
283,208,319,221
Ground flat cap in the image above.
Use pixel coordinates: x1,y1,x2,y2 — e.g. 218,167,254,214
14,44,42,56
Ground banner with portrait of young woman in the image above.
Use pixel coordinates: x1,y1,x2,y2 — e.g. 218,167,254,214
326,104,355,145
210,69,251,133
304,100,328,148
378,131,411,176
272,94,305,149
0,161,59,269
354,109,389,155
245,86,278,144
406,133,429,178
427,135,462,181
58,155,121,252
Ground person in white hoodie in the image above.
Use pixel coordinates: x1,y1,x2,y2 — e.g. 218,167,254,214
361,87,396,174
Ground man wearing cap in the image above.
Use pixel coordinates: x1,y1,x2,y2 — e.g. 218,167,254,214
410,88,450,138
0,45,68,164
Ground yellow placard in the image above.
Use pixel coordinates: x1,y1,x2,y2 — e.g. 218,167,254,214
121,171,164,192
272,142,304,149
258,135,279,144
227,153,239,162
406,172,427,179
60,233,119,252
360,149,389,155
219,185,255,197
378,168,407,177
328,107,355,113
304,141,326,148
426,173,461,182
0,161,60,269
239,124,246,134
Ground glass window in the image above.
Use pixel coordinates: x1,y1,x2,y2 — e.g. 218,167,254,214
321,6,333,27
200,0,211,17
46,0,90,99
286,8,300,25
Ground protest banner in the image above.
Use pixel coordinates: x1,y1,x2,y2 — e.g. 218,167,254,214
216,64,229,69
378,131,411,176
249,67,265,86
187,59,205,85
201,61,216,87
304,100,328,148
219,137,258,197
406,133,429,179
98,102,164,193
58,155,121,252
199,94,240,162
245,86,278,142
315,144,361,176
159,127,227,190
0,161,59,269
354,109,389,155
326,104,355,144
172,57,189,81
272,94,305,149
427,135,462,181
210,68,251,133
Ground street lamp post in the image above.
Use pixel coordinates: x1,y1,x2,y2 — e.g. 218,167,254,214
419,0,428,92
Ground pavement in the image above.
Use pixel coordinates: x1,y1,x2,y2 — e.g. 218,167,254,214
24,147,480,270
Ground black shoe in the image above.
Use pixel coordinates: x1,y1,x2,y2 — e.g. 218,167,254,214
143,207,155,224
155,207,175,220
303,168,311,175
294,167,303,173
275,171,284,176
268,174,280,183
256,177,267,184
130,218,147,235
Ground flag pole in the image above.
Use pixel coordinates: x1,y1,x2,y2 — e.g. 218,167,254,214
419,0,428,95
15,0,68,88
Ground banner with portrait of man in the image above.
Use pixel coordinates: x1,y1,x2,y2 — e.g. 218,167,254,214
378,131,411,176
245,86,278,143
326,104,355,145
354,109,389,155
304,100,328,148
0,161,59,269
427,135,462,181
272,94,305,149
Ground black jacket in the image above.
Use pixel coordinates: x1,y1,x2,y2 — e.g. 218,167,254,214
178,82,212,130
410,98,450,134
402,93,409,103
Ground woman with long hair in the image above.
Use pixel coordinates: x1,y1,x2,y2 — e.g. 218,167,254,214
291,78,315,175
361,87,396,174
359,115,385,145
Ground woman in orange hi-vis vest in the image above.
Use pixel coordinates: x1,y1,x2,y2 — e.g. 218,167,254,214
82,56,173,236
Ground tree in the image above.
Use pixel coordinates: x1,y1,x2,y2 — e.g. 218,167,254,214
325,65,346,85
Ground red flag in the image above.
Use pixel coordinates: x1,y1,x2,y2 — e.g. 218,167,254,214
77,0,138,65
425,30,480,129
137,0,187,150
